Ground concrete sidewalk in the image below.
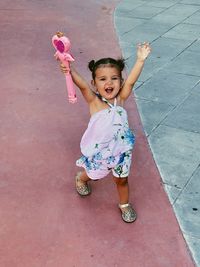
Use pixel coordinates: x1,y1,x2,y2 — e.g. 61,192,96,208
114,0,200,265
0,0,198,266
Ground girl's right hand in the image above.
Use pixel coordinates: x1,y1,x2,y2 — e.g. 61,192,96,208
60,63,68,73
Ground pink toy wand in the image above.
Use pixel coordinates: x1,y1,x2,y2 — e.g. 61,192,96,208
52,31,77,103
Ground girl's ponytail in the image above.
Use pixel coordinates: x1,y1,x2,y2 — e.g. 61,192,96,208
116,58,125,71
88,60,96,72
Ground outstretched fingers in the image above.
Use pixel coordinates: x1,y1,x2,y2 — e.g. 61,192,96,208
137,41,152,60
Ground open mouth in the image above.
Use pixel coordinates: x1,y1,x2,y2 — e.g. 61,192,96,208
105,87,113,94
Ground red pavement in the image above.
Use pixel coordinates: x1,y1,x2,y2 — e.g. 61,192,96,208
0,1,195,266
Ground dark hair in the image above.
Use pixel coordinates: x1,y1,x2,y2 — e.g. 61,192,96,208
88,57,125,80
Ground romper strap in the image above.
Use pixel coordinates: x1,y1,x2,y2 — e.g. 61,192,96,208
100,96,117,108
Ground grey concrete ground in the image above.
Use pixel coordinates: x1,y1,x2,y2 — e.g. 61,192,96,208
114,0,200,266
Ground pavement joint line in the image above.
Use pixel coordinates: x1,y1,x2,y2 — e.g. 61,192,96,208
142,106,176,137
171,39,199,58
170,71,200,78
155,80,200,127
182,7,200,21
172,165,200,205
160,123,200,135
181,3,200,6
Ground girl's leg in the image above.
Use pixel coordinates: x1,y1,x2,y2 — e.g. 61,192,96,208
113,176,137,223
77,170,91,183
113,176,129,205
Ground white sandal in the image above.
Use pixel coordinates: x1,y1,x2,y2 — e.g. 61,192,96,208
119,203,137,223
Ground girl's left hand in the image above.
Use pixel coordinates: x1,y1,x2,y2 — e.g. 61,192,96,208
137,42,151,61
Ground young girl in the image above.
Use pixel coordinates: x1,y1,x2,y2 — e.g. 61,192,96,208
61,42,151,223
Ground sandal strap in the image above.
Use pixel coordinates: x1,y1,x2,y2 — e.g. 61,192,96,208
119,203,130,209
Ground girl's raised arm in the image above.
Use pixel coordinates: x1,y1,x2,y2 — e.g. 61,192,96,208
119,42,151,101
60,63,95,103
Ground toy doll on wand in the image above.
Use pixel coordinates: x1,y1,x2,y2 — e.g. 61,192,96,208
52,31,77,103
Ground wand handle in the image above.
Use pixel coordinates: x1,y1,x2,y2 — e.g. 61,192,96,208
65,72,77,103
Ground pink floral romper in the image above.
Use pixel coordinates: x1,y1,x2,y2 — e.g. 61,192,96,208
76,97,135,180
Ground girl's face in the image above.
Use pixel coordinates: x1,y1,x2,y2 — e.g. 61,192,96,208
93,66,122,100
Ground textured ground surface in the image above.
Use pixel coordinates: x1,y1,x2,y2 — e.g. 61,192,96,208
0,0,196,266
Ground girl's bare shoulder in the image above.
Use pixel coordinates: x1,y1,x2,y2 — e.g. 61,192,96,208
89,95,110,115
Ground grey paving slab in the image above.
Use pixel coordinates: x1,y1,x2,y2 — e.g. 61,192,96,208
163,85,200,133
124,38,194,80
150,37,193,60
145,0,178,8
184,235,200,267
114,1,144,18
134,70,200,105
119,21,172,45
134,98,174,136
115,0,144,12
174,168,200,266
184,10,200,25
150,15,178,27
148,125,200,190
165,51,200,77
152,3,200,25
174,166,200,237
180,0,200,5
114,17,146,36
163,23,200,41
124,4,165,19
188,39,200,53
117,38,182,63
163,3,200,18
192,80,200,94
